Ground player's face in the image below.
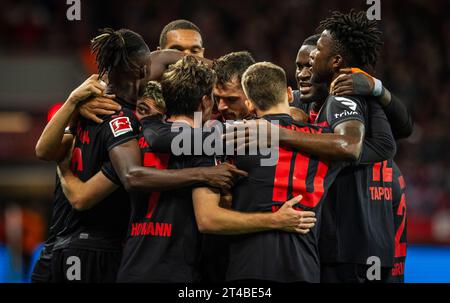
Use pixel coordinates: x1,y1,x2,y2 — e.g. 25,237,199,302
213,78,250,121
311,30,335,85
163,29,204,57
296,45,329,103
136,98,164,120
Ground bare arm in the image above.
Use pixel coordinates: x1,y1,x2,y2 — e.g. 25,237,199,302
219,189,233,209
53,138,118,211
148,50,212,81
35,74,108,161
279,120,365,162
331,68,413,140
78,96,122,124
57,167,118,211
35,98,77,161
192,189,316,235
109,140,246,192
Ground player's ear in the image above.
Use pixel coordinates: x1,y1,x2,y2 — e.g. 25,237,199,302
244,99,255,113
157,46,162,51
200,95,213,112
287,86,293,104
332,55,344,71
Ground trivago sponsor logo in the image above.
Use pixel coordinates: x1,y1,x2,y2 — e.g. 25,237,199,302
334,97,359,119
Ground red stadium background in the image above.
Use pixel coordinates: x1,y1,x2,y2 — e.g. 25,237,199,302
0,0,449,282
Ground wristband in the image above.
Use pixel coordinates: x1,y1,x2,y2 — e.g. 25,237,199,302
373,78,383,96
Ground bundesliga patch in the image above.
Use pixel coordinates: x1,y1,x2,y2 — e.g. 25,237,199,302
110,116,133,137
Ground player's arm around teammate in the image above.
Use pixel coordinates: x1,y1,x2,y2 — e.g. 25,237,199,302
56,146,118,211
330,68,413,140
35,74,121,210
192,189,315,235
36,75,241,210
35,74,115,161
56,157,242,211
228,116,367,162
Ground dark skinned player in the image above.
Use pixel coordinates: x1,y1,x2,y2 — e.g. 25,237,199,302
158,19,205,57
79,20,207,124
298,10,395,282
294,33,411,282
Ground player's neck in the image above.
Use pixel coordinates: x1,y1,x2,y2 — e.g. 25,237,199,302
256,101,290,117
327,73,340,90
107,81,140,106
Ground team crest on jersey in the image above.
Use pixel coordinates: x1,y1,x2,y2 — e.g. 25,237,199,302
336,97,357,111
110,116,132,137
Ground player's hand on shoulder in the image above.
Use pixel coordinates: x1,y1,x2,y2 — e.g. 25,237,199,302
273,195,317,234
330,68,375,97
68,74,108,105
79,95,121,123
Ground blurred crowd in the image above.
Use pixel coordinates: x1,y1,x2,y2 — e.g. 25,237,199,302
0,0,449,280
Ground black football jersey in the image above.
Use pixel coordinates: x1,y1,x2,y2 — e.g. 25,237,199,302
226,113,344,282
305,94,396,267
53,101,139,252
110,117,216,282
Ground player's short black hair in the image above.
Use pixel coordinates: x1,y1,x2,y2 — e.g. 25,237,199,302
212,51,256,87
242,62,287,111
159,19,202,48
91,28,150,78
161,56,216,117
317,10,383,68
302,34,321,47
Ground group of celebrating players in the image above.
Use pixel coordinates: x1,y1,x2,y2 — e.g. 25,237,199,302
32,9,412,283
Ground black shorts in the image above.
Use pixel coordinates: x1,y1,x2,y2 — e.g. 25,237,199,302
31,256,52,283
50,248,122,283
321,263,391,283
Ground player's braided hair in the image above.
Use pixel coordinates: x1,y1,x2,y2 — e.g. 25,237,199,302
317,10,383,68
91,28,150,78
